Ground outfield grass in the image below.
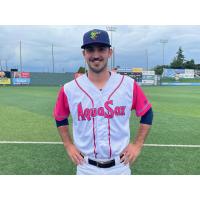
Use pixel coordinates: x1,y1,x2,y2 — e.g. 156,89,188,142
0,86,60,141
0,86,200,175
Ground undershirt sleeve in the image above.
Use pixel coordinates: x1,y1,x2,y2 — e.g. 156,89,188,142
140,108,153,125
55,118,69,127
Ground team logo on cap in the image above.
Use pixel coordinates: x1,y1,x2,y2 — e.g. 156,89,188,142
90,31,100,40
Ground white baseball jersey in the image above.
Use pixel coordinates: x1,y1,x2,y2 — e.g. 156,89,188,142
54,72,151,160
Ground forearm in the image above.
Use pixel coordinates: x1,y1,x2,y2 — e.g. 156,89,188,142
57,125,73,149
133,123,151,147
121,123,151,164
57,125,84,165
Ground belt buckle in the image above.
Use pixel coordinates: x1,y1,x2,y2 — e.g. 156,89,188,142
96,160,105,167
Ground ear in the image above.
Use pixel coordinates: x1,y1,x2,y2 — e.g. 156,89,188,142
82,50,85,57
108,48,113,58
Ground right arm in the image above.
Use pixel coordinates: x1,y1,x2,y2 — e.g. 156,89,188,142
57,125,84,165
53,86,84,165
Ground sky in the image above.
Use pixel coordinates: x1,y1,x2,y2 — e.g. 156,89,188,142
0,25,200,73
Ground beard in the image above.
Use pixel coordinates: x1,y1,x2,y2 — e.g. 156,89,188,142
87,58,108,74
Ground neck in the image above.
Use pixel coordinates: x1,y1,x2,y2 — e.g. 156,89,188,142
87,68,110,89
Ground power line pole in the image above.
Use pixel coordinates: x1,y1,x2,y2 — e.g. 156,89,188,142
106,26,117,70
145,49,149,71
20,40,22,72
5,59,8,71
160,39,168,66
0,59,2,71
52,44,55,73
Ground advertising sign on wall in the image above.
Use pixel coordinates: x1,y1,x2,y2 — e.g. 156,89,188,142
163,69,194,79
12,78,30,85
0,78,11,84
13,72,30,78
142,71,156,85
0,71,11,85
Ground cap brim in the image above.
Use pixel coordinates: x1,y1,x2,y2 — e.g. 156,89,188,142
81,42,111,49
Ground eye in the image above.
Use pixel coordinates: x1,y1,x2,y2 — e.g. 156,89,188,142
98,47,107,52
85,48,94,53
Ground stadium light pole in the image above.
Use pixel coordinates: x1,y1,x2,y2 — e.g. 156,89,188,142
160,39,168,66
106,26,117,70
113,47,115,69
52,44,55,73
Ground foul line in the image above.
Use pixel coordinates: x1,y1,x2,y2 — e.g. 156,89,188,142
0,141,200,148
0,141,62,144
144,144,200,148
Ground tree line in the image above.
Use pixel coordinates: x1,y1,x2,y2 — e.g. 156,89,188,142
154,47,200,75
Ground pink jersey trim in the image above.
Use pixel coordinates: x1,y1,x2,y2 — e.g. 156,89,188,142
54,86,70,121
108,118,111,158
108,75,125,100
74,78,97,158
132,81,152,117
107,75,124,158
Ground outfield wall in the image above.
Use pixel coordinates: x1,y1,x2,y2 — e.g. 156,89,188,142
30,72,74,86
161,82,200,86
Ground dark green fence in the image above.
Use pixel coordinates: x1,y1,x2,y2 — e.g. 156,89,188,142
30,72,74,86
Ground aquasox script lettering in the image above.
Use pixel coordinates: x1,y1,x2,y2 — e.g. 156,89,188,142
77,100,126,121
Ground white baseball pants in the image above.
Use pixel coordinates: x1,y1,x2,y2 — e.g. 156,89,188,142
76,156,131,175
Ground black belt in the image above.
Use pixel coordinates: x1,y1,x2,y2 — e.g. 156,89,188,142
81,154,124,168
88,158,115,168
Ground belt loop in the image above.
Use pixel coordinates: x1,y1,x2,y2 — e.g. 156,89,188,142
115,155,121,165
84,155,89,164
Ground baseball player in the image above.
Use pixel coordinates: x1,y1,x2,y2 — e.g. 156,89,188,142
53,29,153,175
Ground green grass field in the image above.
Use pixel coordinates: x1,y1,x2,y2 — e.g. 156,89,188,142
0,85,200,175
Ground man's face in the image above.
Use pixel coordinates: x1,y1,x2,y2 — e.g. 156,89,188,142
83,45,112,74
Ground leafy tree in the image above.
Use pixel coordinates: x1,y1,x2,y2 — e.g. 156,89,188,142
77,66,86,73
153,46,200,73
183,59,195,69
154,65,169,75
170,47,185,68
194,64,200,70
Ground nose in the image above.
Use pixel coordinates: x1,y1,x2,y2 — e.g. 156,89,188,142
92,50,100,58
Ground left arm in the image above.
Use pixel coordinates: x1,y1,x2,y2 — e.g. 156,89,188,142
121,80,154,165
121,123,151,165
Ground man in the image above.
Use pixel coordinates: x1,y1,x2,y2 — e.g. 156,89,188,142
53,29,153,175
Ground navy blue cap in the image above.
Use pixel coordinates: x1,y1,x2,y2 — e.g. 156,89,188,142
81,29,111,49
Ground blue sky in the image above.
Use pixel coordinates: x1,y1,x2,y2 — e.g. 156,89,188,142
0,25,200,73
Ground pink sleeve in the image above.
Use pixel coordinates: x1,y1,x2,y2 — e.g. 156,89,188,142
53,86,70,121
132,81,152,117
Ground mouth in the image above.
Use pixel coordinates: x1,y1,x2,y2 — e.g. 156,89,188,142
93,60,101,64
90,57,103,62
89,59,103,67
